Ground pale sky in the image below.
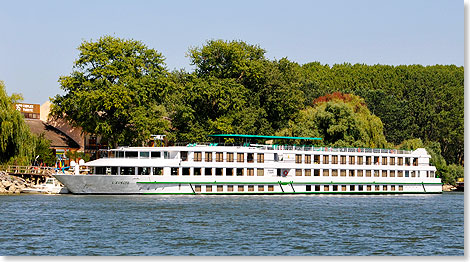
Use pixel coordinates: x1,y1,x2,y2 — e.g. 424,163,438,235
0,0,463,104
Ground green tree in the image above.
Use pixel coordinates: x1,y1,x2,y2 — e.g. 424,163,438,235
33,133,56,166
51,36,171,147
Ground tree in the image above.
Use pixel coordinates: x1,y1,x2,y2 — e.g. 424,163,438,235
50,36,171,147
33,133,56,166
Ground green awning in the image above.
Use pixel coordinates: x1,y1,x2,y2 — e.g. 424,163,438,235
208,134,322,140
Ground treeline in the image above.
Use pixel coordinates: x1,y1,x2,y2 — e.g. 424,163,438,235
48,36,462,181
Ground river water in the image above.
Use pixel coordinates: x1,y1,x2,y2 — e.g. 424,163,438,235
0,193,463,256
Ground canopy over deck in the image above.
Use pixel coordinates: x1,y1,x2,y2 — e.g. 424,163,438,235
208,134,322,140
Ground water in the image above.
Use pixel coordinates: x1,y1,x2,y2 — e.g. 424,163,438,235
0,193,463,256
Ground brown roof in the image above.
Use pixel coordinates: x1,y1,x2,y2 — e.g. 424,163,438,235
25,119,80,149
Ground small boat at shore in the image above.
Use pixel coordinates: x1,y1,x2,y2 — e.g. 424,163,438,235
21,177,69,194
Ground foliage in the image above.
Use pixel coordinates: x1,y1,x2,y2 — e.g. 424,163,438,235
33,133,56,166
50,36,171,147
65,150,90,163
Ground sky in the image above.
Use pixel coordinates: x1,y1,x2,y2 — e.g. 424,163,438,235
0,0,464,104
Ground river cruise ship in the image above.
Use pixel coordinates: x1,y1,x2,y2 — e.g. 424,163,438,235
54,134,441,195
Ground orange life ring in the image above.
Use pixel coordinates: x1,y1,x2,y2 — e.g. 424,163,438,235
283,170,288,176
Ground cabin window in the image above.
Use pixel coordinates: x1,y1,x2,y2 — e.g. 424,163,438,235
257,168,264,176
405,158,410,166
247,153,254,163
411,171,416,178
195,185,201,192
332,155,338,164
247,168,254,176
374,185,380,191
382,157,387,165
274,153,279,162
413,158,418,166
205,168,212,176
205,152,212,162
398,157,403,166
390,170,395,177
323,155,329,164
194,152,202,162
390,157,395,165
182,167,190,176
216,168,223,176
217,185,223,192
171,167,178,176
120,167,135,175
350,185,355,191
305,155,311,164
374,156,379,165
227,185,234,192
257,153,264,163
268,185,274,192
357,156,363,165
236,168,244,176
399,185,404,191
398,171,403,177
194,168,201,176
238,185,244,192
237,153,244,163
305,169,311,176
340,170,346,177
180,151,188,161
342,185,347,191
151,151,161,158
366,156,371,165
205,185,212,192
116,151,124,158
140,152,150,159
333,185,338,191
374,170,379,177
314,155,320,164
258,185,264,192
366,170,371,177
349,156,355,165
153,167,163,176
357,170,363,177
324,185,330,191
315,185,320,191
95,167,106,175
382,170,387,177
332,169,338,176
383,185,388,191
125,151,138,158
391,185,396,191
248,185,254,192
216,152,223,162
367,185,372,191
138,167,151,175
226,168,234,176
358,185,364,191
322,169,329,176
296,169,302,176
340,156,346,165
349,170,355,177
306,185,311,191
227,153,234,162
405,171,409,177
164,152,170,159
295,154,302,164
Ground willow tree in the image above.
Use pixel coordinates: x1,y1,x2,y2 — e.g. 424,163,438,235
51,36,171,147
277,93,389,148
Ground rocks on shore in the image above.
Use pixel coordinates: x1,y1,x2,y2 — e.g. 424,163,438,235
0,171,26,194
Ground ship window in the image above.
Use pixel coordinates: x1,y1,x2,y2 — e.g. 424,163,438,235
205,152,212,162
366,170,371,177
120,167,135,175
367,185,372,191
413,158,418,166
296,169,302,176
116,151,124,158
305,169,311,176
236,168,244,176
322,169,329,176
295,154,302,164
151,151,161,158
257,168,264,176
349,156,355,165
257,153,264,163
340,155,346,164
194,152,202,162
248,185,254,192
390,157,395,165
314,169,320,176
306,185,311,191
430,171,435,178
383,185,388,191
247,168,254,176
125,151,138,158
332,155,338,164
374,156,379,165
247,153,254,163
152,167,163,176
349,170,355,177
374,170,379,177
238,185,244,192
206,185,212,192
216,152,223,162
216,168,223,176
405,158,411,166
405,171,409,177
357,156,363,165
358,185,363,191
268,185,274,191
411,171,416,177
398,157,403,166
350,185,355,191
217,185,223,192
340,170,346,176
342,185,347,191
366,156,371,165
375,185,380,191
399,185,403,191
305,155,311,164
314,155,320,164
323,155,329,164
382,157,387,165
164,152,170,159
324,185,330,191
195,185,201,192
390,170,395,177
332,169,338,176
357,170,363,177
227,185,234,192
226,168,234,176
95,166,106,175
391,185,396,191
237,153,244,163
205,168,212,176
227,153,234,162
333,185,338,191
180,151,188,161
139,151,150,159
182,167,190,176
138,167,150,175
274,153,279,162
398,171,403,177
382,170,388,177
194,168,201,176
258,185,264,191
171,167,178,176
315,185,320,191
